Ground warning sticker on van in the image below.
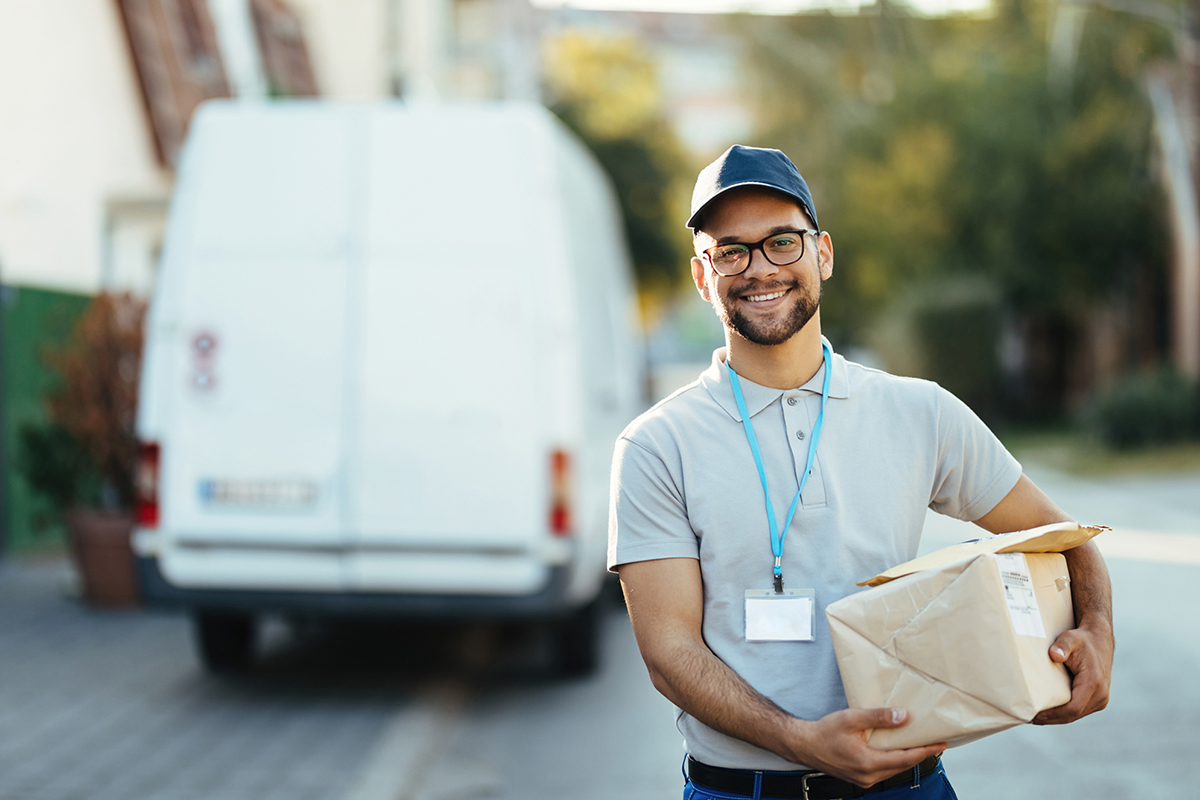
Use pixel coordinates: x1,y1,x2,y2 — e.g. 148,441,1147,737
199,479,318,507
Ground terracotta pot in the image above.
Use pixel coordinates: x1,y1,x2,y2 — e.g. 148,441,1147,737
65,509,140,608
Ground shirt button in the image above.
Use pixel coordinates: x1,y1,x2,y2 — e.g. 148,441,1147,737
787,397,797,406
796,430,806,440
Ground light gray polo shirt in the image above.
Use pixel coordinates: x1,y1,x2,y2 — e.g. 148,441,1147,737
608,342,1022,771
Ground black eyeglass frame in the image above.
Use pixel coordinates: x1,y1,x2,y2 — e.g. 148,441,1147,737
701,229,821,277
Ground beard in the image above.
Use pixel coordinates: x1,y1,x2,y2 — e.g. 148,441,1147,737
716,278,823,346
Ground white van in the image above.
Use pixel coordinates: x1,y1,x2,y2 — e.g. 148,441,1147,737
133,101,645,674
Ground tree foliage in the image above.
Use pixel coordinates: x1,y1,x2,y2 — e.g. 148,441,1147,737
737,0,1173,415
543,31,693,292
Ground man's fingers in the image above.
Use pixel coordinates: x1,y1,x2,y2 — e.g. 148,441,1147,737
843,710,945,785
814,709,946,788
1033,667,1108,725
1032,699,1073,725
1032,662,1104,724
1033,692,1090,725
843,743,946,789
1033,675,1088,724
871,743,946,768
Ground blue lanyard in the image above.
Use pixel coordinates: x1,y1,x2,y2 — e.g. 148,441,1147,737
727,341,832,593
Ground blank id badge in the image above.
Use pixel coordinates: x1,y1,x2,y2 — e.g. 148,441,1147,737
745,589,816,642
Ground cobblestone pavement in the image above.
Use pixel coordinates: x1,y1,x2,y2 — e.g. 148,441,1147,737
0,561,422,800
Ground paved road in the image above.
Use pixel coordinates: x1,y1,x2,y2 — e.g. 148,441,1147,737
1,463,1197,800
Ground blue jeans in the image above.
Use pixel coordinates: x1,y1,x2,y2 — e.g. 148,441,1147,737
683,762,959,800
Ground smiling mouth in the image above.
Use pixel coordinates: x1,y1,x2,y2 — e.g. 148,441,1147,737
743,288,789,302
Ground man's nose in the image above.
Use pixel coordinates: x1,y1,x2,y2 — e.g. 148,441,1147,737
743,245,780,279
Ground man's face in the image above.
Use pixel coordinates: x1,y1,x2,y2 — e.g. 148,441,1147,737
691,187,833,347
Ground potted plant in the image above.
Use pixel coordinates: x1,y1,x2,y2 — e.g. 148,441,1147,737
18,291,146,607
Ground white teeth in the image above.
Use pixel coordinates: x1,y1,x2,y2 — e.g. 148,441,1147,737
746,290,787,302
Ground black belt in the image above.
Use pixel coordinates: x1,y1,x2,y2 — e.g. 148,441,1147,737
687,755,940,800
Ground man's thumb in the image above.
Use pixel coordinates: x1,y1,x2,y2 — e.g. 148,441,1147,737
1049,631,1074,663
869,707,908,728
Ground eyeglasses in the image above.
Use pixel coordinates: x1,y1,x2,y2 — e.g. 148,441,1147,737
702,229,819,277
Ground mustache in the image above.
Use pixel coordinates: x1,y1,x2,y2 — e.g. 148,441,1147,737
733,280,798,300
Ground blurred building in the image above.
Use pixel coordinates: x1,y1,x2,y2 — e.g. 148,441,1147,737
0,2,172,297
0,0,325,299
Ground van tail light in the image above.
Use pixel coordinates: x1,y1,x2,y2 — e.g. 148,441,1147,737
135,441,160,528
549,448,573,537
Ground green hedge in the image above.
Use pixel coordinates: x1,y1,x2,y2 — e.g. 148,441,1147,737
1081,368,1200,450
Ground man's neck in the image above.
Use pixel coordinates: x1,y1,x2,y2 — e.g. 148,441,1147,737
725,317,825,390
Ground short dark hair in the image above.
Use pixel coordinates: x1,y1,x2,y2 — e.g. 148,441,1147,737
690,189,815,243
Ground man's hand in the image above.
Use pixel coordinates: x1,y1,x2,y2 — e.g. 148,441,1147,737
790,707,945,788
1033,617,1114,724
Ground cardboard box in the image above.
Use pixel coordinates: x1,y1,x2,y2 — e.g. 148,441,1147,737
826,522,1105,749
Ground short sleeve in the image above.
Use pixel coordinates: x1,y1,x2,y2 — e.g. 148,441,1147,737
607,435,700,572
929,386,1022,521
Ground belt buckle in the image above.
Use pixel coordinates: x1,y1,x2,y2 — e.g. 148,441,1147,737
800,771,826,800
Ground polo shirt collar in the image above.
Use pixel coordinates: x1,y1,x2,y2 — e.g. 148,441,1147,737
701,336,850,422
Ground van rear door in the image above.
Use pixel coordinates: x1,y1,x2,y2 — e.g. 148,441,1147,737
156,105,360,591
344,106,572,597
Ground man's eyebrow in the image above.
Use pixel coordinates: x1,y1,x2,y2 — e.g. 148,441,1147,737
713,225,804,245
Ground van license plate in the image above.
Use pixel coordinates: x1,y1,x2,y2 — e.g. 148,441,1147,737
199,480,318,507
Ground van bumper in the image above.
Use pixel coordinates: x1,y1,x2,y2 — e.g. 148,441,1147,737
135,556,580,621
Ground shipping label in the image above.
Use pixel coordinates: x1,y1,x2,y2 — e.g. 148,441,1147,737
993,553,1046,638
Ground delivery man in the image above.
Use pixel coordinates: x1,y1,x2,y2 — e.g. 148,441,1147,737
607,145,1113,799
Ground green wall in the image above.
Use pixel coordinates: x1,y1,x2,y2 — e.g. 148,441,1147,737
1,285,92,555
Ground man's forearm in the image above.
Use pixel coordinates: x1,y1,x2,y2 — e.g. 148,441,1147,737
1062,541,1113,637
621,563,810,764
643,631,808,762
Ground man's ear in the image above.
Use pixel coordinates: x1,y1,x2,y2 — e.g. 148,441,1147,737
817,232,834,281
691,256,712,302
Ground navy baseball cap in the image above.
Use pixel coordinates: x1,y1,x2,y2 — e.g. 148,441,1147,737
687,145,818,231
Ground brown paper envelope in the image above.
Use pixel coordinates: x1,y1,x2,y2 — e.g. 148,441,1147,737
1017,553,1074,713
830,607,1023,748
828,552,1074,749
892,556,1036,717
